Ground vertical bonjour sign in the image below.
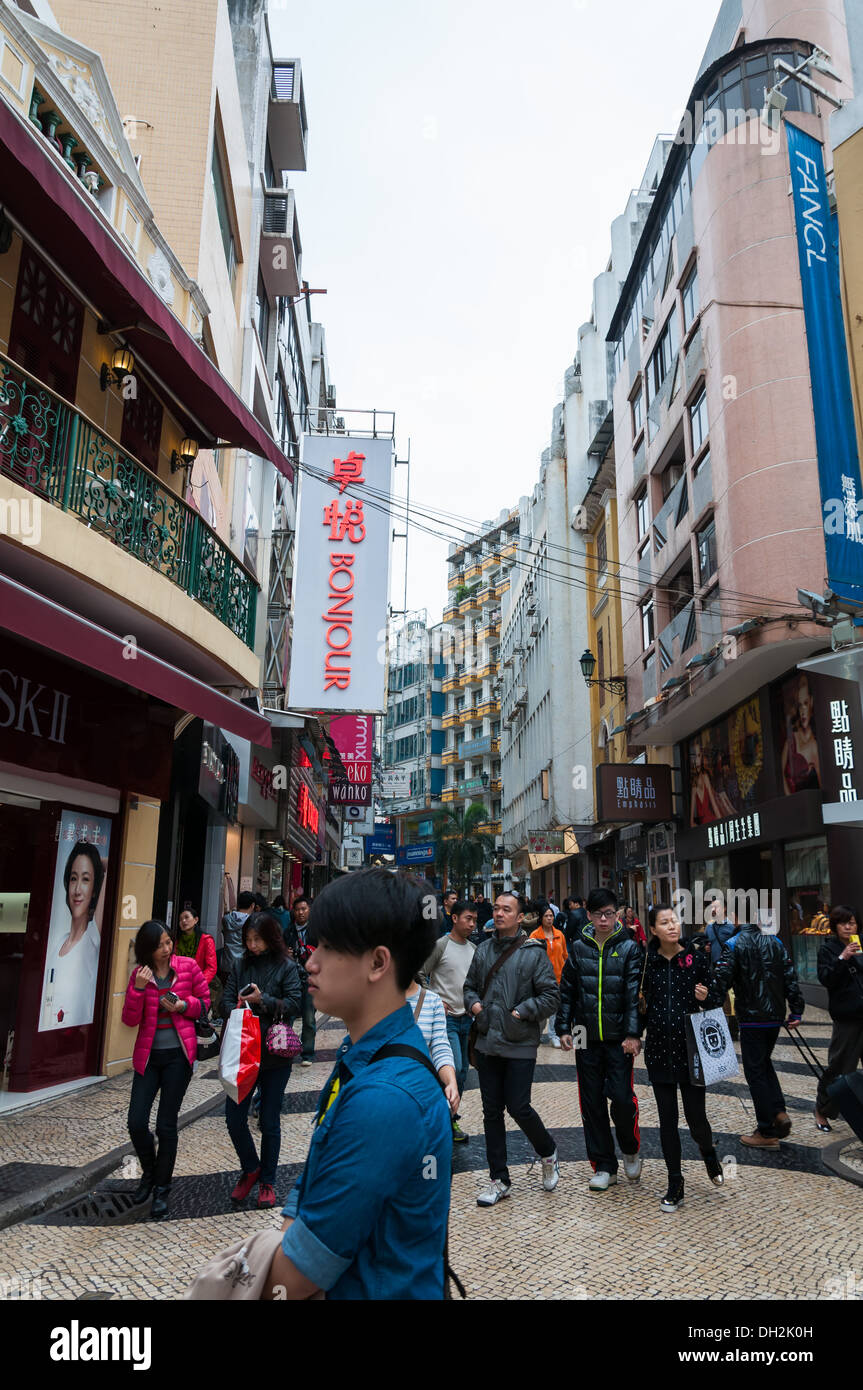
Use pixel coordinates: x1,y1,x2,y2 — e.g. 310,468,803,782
288,436,393,712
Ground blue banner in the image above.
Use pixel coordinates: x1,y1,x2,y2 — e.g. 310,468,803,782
787,123,863,607
370,823,395,850
396,842,436,865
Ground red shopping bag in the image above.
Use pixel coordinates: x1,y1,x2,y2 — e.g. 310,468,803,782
219,1003,261,1104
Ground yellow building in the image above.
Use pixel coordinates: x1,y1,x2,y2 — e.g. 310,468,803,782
0,0,289,1094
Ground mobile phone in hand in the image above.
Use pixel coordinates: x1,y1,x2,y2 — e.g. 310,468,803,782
240,984,256,997
163,991,179,1005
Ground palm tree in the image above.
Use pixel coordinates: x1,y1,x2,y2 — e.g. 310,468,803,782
432,802,497,897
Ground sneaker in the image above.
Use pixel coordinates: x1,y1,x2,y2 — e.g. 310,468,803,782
740,1130,779,1149
774,1111,792,1139
551,1034,561,1049
300,1059,313,1068
230,1166,261,1202
451,1118,469,1143
541,1150,560,1191
588,1170,617,1192
257,1183,276,1208
622,1152,643,1183
702,1149,724,1186
660,1178,685,1212
477,1179,511,1207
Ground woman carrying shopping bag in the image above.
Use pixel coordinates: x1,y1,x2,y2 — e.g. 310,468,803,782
123,921,211,1220
640,904,725,1213
222,911,302,1209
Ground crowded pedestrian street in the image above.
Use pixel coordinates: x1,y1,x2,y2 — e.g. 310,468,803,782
1,1008,859,1302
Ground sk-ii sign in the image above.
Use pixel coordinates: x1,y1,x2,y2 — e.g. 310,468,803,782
787,123,863,608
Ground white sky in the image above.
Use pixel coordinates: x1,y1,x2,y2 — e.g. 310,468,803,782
269,0,719,622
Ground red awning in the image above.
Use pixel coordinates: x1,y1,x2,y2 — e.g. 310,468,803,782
0,574,272,747
0,97,292,481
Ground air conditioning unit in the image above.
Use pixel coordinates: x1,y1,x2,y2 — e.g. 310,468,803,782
326,385,337,409
529,619,539,637
526,596,537,614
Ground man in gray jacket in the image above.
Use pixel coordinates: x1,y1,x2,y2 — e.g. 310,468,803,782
463,891,560,1207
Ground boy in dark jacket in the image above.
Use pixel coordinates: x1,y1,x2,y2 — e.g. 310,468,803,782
463,892,560,1207
556,887,644,1191
709,919,804,1147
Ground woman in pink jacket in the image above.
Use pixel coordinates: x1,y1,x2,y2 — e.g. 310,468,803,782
122,919,210,1220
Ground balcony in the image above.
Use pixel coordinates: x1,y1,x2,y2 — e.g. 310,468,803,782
0,352,257,646
463,667,482,688
447,572,463,591
465,562,482,583
260,190,302,298
477,698,499,717
494,577,510,597
491,737,500,753
481,550,500,570
268,61,308,172
442,712,460,729
442,786,465,804
491,778,502,794
443,602,460,623
500,541,517,561
476,583,495,605
459,589,481,616
477,614,501,641
479,661,497,680
476,820,502,836
442,673,461,693
442,749,460,766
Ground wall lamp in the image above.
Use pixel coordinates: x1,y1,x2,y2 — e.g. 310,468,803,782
100,347,135,391
170,437,199,479
579,648,627,697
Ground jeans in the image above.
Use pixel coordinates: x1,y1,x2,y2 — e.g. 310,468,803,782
475,1053,556,1185
574,1040,639,1174
127,1048,192,1187
225,1063,293,1185
445,1013,472,1098
300,989,317,1061
651,1078,714,1179
740,1026,785,1135
816,1020,863,1118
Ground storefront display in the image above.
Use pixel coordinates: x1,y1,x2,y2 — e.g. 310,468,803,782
785,836,831,985
38,811,111,1033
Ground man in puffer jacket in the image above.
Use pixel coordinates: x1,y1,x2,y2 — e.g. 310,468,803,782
463,892,560,1208
556,887,644,1192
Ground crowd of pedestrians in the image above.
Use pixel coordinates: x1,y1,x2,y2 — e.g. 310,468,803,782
121,869,861,1299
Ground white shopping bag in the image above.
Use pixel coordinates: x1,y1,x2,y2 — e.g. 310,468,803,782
686,1007,739,1087
218,1003,261,1104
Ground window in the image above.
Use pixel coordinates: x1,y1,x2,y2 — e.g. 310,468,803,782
682,265,699,333
631,384,643,437
690,386,709,453
641,596,655,650
596,521,607,577
648,312,680,400
264,140,276,190
636,488,649,541
661,461,684,501
255,271,270,352
211,138,237,286
697,517,717,585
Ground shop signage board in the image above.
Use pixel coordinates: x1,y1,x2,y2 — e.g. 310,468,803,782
330,715,374,765
380,770,410,797
288,435,393,712
199,725,240,825
396,842,435,865
596,764,673,823
528,830,565,854
368,823,395,851
343,804,374,832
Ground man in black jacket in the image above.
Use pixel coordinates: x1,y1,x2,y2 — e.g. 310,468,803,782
464,892,560,1207
556,888,644,1191
710,920,805,1148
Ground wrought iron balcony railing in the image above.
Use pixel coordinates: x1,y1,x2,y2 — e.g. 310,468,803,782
0,351,257,647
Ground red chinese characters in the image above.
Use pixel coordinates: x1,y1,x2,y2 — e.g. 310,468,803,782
322,452,368,692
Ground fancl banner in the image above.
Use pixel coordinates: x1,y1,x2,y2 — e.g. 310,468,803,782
288,436,393,711
787,124,863,607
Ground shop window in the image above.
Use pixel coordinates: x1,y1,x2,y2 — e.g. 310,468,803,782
8,244,84,400
785,836,831,986
681,264,699,333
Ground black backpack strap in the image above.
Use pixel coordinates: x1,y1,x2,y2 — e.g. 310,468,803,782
366,1041,467,1300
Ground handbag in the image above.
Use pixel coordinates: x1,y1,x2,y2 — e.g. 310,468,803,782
467,939,524,1067
196,1005,220,1061
185,1228,283,1301
685,1006,739,1087
265,1007,302,1060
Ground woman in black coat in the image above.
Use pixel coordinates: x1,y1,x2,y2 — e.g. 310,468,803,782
640,904,724,1213
814,905,863,1131
222,911,302,1208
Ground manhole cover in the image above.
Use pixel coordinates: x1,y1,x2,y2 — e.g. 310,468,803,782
31,1189,142,1226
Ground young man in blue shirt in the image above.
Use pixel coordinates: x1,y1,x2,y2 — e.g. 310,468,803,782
263,869,452,1300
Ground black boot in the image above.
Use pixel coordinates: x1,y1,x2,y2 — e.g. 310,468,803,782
702,1147,724,1186
131,1157,155,1205
660,1176,685,1212
150,1185,171,1221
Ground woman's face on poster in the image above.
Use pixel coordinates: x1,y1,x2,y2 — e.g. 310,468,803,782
797,681,812,731
67,855,95,922
692,744,702,774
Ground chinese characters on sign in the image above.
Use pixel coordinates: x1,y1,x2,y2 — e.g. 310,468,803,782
613,774,657,812
297,782,320,836
830,698,858,802
528,831,566,855
707,812,761,850
288,435,392,712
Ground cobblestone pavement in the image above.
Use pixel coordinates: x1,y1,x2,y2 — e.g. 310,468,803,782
0,1009,861,1301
